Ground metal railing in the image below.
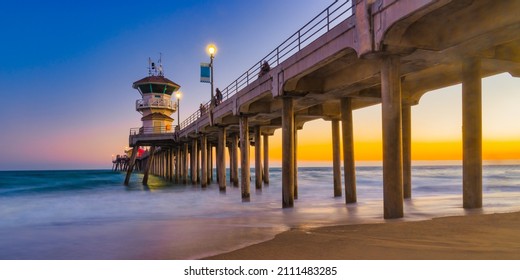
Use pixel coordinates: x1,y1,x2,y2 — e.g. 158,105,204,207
130,125,175,135
135,99,177,111
180,0,355,133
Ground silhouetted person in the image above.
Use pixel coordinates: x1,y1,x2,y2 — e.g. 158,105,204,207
259,60,270,78
215,88,223,105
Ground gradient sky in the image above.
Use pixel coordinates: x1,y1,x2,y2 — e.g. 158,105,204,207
0,0,519,170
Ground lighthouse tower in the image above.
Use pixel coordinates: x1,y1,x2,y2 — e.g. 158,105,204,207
133,58,180,134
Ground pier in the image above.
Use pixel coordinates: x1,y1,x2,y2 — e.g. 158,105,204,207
123,0,520,219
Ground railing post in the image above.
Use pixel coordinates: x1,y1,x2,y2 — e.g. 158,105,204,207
298,31,301,51
327,7,330,31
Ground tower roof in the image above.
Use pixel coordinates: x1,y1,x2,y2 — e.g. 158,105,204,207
132,76,180,95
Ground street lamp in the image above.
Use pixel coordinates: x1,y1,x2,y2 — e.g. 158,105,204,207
176,90,182,130
206,44,217,103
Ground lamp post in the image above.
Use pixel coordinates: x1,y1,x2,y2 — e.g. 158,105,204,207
176,91,182,130
207,44,217,103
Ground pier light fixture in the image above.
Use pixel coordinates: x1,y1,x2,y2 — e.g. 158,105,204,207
206,43,217,106
207,44,217,57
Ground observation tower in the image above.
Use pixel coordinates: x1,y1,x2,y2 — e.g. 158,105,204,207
132,57,180,134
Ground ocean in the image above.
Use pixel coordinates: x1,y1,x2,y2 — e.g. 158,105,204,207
1,164,520,260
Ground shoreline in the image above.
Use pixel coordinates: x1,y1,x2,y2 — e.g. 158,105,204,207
205,211,520,260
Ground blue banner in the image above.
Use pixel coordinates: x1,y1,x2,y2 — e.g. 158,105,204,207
200,63,210,83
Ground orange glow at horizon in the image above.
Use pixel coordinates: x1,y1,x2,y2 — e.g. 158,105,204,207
266,137,520,163
262,73,520,165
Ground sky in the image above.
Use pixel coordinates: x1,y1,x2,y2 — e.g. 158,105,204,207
0,0,519,170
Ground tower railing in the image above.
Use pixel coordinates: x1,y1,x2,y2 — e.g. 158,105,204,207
136,99,177,111
179,0,355,131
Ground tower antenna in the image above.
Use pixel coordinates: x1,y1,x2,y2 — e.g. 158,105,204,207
158,52,164,76
148,57,152,76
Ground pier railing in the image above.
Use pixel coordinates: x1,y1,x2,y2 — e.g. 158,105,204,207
179,0,354,131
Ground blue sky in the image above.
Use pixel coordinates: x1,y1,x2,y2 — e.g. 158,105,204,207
0,0,330,170
1,0,519,170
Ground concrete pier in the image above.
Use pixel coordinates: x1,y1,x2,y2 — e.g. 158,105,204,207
462,58,483,209
143,146,156,185
255,126,263,189
263,133,270,185
218,126,227,191
123,0,520,220
183,143,188,184
207,144,213,182
331,119,342,197
402,103,412,199
201,134,208,188
191,139,197,184
240,116,250,200
175,146,181,183
282,97,295,208
381,56,404,219
124,146,139,186
294,128,298,199
230,133,239,187
341,98,356,203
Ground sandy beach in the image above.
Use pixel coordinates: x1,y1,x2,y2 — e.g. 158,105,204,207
206,211,520,260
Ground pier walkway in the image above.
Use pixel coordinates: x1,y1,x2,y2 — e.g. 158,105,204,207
125,0,520,219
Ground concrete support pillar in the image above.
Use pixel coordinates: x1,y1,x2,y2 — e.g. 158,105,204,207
196,143,200,183
143,146,156,185
231,133,239,187
165,151,169,180
402,103,412,199
201,134,208,188
175,146,181,183
294,128,298,199
255,126,263,189
208,144,213,182
240,116,250,200
462,58,483,209
341,98,357,203
381,56,404,219
217,127,227,191
191,140,197,184
263,134,270,185
170,149,174,181
228,143,233,183
124,145,139,186
183,143,189,184
282,97,295,208
331,119,342,197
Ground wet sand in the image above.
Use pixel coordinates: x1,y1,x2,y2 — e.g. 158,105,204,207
206,211,520,260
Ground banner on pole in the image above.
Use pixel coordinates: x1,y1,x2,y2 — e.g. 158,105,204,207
200,63,210,83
